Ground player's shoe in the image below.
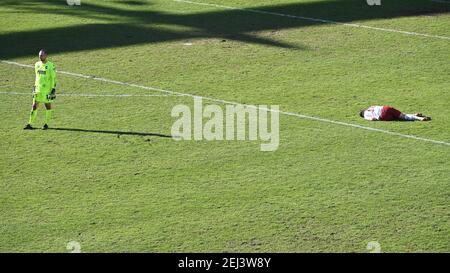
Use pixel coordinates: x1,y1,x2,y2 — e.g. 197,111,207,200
415,113,424,117
23,124,33,130
42,124,49,130
417,116,431,121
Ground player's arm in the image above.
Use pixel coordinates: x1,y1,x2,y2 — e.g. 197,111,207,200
33,63,39,94
50,63,57,99
363,114,373,121
50,63,57,90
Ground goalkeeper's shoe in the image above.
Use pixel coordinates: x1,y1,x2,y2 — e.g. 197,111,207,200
24,124,33,130
42,124,49,130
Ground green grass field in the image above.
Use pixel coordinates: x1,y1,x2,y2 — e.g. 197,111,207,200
0,0,449,252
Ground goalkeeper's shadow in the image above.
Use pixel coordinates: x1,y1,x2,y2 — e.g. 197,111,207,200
48,127,173,138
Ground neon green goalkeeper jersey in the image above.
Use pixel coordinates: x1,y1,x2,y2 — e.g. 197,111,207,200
34,60,56,94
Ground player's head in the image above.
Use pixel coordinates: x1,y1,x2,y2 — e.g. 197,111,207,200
39,49,48,62
359,109,366,118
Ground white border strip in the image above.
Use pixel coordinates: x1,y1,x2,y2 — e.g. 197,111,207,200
2,60,449,147
173,0,450,41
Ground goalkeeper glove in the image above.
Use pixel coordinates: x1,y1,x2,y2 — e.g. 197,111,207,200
48,89,56,100
50,88,56,99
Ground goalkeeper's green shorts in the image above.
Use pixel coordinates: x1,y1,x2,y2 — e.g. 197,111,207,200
33,91,53,103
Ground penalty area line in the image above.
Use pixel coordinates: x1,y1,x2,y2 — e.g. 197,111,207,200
2,59,449,147
173,0,450,41
0,91,180,98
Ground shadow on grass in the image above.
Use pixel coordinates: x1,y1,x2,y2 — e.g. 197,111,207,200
49,127,173,138
0,0,448,58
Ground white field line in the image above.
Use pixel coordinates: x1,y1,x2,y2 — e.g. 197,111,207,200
2,60,449,147
173,0,450,41
0,91,178,97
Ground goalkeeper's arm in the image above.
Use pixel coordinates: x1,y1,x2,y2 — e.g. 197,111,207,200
49,64,57,100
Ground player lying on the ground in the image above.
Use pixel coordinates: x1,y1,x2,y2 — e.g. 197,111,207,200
359,106,431,121
24,49,57,130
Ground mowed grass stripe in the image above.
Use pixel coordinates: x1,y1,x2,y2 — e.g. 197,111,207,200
2,60,449,147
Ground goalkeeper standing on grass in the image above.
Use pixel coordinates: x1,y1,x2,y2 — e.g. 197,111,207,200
24,49,57,130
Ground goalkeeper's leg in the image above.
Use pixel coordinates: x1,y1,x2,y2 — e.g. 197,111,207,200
24,100,39,129
43,103,53,130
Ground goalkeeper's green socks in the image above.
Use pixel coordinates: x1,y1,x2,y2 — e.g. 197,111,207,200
28,109,38,125
45,109,53,125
